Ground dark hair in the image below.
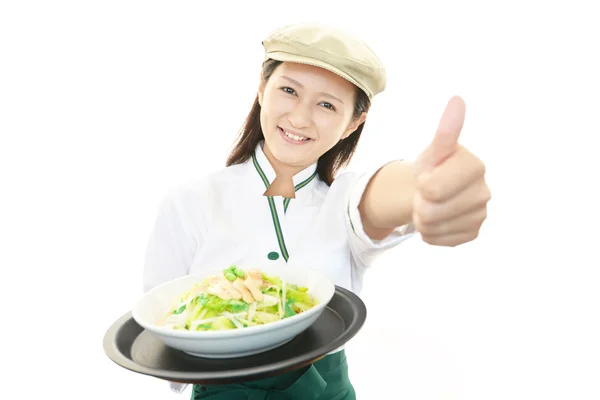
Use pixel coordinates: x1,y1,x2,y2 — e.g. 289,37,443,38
226,58,371,185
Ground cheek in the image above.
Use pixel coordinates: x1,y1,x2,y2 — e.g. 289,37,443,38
315,115,348,141
260,101,275,129
263,95,291,122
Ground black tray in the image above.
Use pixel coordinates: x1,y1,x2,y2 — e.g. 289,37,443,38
103,285,366,385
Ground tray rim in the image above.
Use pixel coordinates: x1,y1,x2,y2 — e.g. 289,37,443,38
103,285,366,384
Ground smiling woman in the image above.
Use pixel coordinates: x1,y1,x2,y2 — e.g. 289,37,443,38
258,62,368,171
142,21,491,400
227,59,371,188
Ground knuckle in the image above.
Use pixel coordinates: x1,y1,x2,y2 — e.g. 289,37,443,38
466,151,486,175
485,187,492,203
475,157,486,176
415,201,438,225
481,183,492,202
418,175,443,202
417,208,436,225
417,221,434,236
422,185,443,202
475,184,491,207
479,208,488,224
467,231,480,244
469,209,486,228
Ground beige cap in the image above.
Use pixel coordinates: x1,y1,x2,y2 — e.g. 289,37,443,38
262,22,387,99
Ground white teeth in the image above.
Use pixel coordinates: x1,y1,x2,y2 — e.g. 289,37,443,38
283,129,308,142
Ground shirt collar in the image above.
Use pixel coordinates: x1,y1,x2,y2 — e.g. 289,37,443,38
251,141,319,195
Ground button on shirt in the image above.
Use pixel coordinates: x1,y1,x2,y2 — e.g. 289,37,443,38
143,141,415,296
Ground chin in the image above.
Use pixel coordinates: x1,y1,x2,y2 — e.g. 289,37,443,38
271,147,306,167
266,137,312,168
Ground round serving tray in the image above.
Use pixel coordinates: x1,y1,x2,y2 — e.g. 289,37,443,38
103,285,366,385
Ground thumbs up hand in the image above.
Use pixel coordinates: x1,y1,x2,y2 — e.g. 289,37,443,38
413,96,491,247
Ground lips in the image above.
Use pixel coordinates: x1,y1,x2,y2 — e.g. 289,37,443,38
278,127,313,142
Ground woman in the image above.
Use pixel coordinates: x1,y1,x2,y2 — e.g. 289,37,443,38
143,22,491,399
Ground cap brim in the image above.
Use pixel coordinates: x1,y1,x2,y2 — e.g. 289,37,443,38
265,51,373,99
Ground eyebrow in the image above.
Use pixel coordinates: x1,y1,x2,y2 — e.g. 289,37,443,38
280,75,345,104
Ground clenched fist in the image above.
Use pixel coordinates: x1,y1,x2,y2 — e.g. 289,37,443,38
413,96,491,247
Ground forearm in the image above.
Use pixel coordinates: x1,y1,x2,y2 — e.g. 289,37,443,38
358,160,416,240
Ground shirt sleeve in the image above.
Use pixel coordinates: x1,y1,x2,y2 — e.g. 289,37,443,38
142,187,200,394
344,161,416,268
142,187,198,293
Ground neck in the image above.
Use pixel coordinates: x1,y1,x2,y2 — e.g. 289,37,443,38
262,143,305,198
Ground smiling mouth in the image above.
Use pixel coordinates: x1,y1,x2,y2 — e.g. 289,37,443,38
278,127,313,142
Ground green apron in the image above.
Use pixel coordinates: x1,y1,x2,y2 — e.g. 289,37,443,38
191,350,355,400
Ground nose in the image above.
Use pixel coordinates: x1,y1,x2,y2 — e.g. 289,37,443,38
287,103,312,129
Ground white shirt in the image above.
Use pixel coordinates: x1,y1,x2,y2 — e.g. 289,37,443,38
142,141,415,393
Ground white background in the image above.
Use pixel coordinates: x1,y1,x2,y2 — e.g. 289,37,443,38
1,1,599,399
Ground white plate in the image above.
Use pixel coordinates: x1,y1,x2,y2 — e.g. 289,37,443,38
132,263,335,358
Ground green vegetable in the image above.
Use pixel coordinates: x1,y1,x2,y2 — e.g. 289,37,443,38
161,268,318,331
212,317,235,330
234,268,246,278
173,304,186,314
225,272,237,281
262,273,282,287
286,287,316,306
284,298,296,318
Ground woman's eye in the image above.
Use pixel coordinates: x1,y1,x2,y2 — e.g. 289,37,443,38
281,87,296,95
320,102,335,111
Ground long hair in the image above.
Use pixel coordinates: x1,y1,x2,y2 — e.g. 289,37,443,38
226,59,371,185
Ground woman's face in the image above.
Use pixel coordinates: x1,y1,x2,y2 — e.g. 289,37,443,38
258,62,366,172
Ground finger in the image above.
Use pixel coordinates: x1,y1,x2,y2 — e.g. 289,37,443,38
417,146,486,202
414,206,488,238
420,230,480,247
414,178,491,224
419,96,466,171
430,96,466,163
